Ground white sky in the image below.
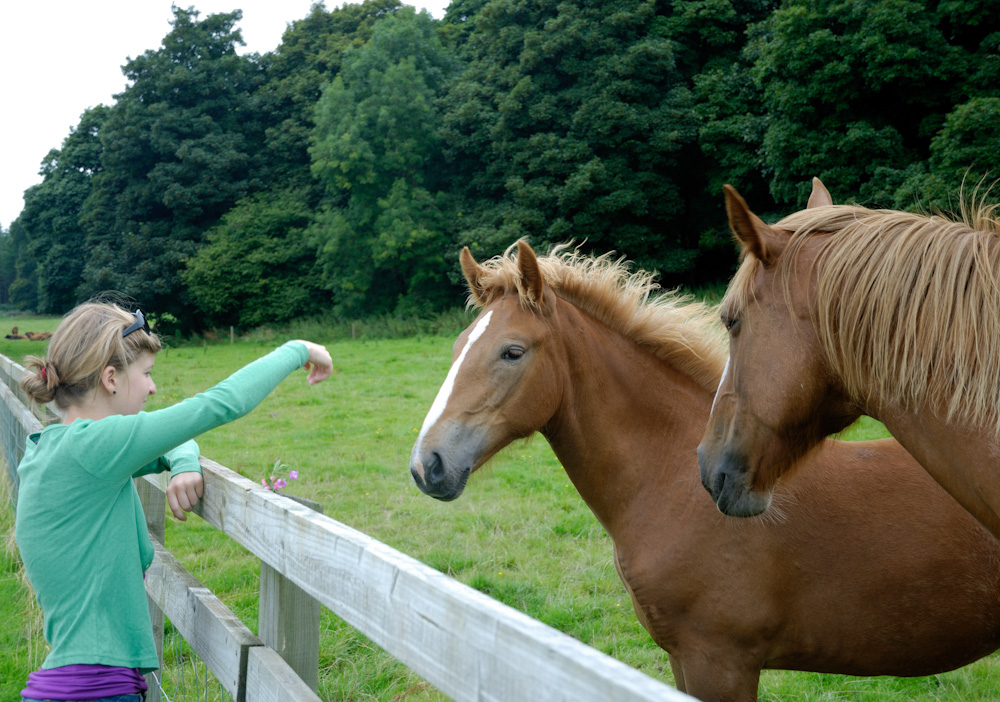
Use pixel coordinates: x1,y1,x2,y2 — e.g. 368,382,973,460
0,0,450,231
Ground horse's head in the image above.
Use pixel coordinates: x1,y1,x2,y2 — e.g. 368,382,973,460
410,240,563,500
697,180,859,517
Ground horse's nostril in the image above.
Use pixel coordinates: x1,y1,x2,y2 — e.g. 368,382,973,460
712,470,727,501
427,453,445,485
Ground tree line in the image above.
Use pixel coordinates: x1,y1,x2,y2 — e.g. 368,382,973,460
3,0,998,332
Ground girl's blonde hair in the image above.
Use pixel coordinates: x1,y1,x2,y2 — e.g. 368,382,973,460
21,302,162,410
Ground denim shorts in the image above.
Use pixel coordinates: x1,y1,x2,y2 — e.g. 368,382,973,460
22,696,144,702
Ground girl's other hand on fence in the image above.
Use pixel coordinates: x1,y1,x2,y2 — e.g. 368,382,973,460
296,341,333,385
167,471,205,521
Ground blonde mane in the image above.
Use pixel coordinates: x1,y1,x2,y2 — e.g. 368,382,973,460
468,244,728,392
771,203,1000,433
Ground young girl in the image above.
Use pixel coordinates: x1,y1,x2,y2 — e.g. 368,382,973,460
15,302,332,702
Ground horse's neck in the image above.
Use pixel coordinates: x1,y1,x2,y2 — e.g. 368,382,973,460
878,406,1000,539
542,303,714,532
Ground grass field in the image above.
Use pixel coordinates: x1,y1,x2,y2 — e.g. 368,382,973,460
2,312,999,700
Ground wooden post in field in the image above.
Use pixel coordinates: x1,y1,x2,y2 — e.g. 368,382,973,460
137,478,167,702
258,494,323,693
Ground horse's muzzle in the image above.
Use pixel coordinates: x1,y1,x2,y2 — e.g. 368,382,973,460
410,451,470,501
697,444,772,518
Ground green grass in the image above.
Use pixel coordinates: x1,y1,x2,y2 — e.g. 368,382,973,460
2,323,999,700
1,473,44,700
839,415,892,442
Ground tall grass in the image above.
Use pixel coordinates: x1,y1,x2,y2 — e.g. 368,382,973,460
1,315,999,700
1,468,45,699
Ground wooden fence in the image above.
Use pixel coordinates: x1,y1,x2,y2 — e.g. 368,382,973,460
0,352,693,702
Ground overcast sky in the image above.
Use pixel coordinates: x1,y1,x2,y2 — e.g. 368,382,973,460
0,0,450,230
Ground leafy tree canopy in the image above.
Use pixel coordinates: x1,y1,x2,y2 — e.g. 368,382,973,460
19,106,109,313
309,8,462,316
78,6,262,323
7,0,1000,326
183,187,323,327
440,0,704,276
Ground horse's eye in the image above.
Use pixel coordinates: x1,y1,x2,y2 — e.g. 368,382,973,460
502,346,525,361
722,315,738,332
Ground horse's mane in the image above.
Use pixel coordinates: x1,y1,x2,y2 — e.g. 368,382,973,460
468,243,728,393
772,203,1000,432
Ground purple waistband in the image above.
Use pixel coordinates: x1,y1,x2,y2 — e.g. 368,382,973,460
22,664,148,698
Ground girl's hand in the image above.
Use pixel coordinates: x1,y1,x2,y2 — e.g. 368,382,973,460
167,472,205,521
295,341,333,385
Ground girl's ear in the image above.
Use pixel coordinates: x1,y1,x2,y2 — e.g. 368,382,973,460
101,365,118,396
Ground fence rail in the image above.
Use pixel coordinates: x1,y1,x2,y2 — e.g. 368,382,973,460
1,352,692,702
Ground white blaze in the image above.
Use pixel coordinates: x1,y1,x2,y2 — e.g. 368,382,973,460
415,311,493,453
711,357,730,414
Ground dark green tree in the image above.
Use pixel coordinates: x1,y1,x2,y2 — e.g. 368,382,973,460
747,0,966,207
309,7,461,316
439,0,491,47
254,0,404,190
6,220,37,311
439,0,700,280
890,3,1000,209
182,0,408,328
0,225,16,306
183,187,323,327
18,106,108,313
673,0,779,277
79,7,263,325
891,96,1000,210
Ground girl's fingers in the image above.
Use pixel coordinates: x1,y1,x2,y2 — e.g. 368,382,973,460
167,490,187,521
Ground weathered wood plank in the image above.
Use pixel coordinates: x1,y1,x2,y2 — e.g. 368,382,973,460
0,375,40,493
259,495,323,693
0,372,42,435
245,647,323,702
0,356,56,425
142,460,691,702
144,541,260,702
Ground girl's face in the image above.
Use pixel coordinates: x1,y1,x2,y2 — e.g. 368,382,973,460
117,351,157,415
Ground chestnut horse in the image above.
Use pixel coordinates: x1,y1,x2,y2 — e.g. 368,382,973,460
698,180,1000,538
409,240,1000,702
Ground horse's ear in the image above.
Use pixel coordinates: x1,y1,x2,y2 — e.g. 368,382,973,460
723,185,784,265
516,240,554,311
807,177,833,208
460,247,488,304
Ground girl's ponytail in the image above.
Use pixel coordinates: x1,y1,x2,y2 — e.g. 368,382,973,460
21,356,58,405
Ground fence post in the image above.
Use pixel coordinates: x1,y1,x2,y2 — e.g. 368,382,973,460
137,478,167,702
258,494,323,693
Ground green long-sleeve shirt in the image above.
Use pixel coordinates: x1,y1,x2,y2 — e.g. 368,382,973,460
15,340,309,672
